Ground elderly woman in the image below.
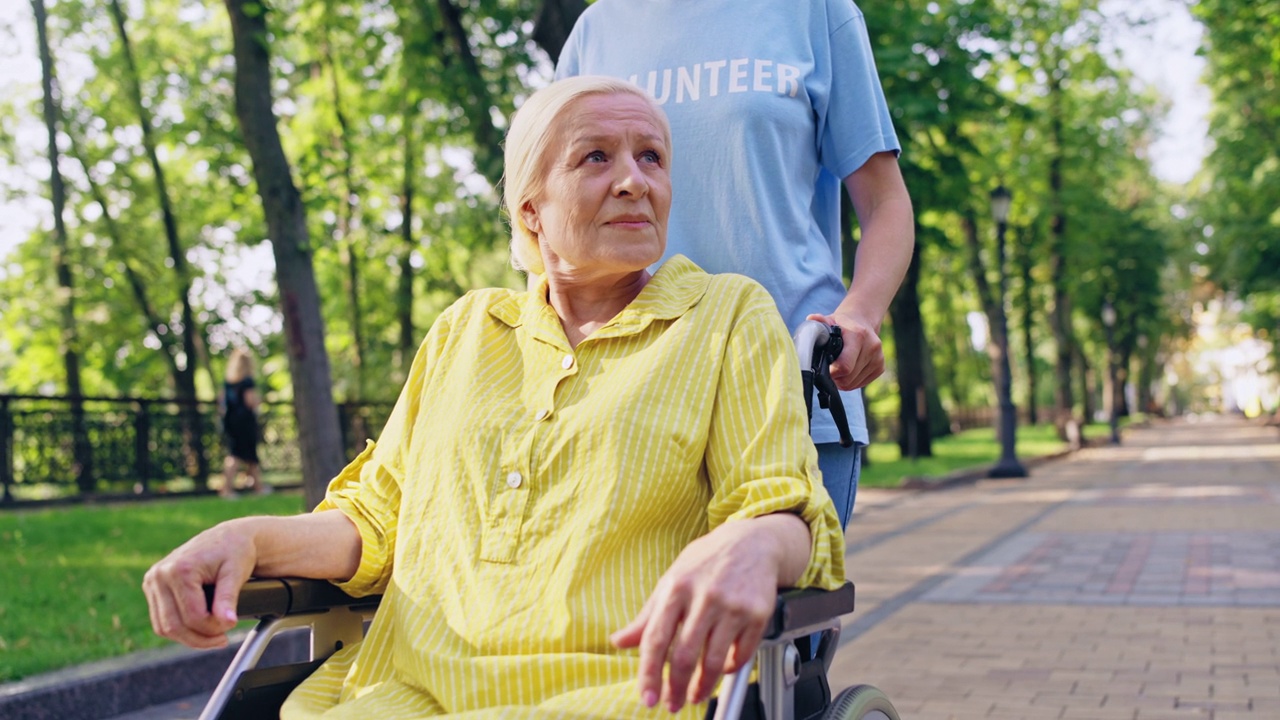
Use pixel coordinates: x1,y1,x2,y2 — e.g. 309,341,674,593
143,76,844,719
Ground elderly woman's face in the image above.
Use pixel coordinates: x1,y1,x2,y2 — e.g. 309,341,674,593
522,93,671,279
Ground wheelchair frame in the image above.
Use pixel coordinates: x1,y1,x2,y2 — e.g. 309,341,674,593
199,578,855,720
195,321,897,720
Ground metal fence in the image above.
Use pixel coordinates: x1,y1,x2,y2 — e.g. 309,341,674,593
0,392,1016,505
0,394,393,504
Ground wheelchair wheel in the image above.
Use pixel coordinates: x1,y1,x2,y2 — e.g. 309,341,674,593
824,684,900,720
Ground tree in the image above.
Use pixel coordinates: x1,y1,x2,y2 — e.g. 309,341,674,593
1194,0,1280,360
860,0,1008,453
223,0,346,507
974,0,1172,438
31,0,93,491
108,0,212,483
961,194,1025,475
531,0,585,63
888,237,934,457
1014,224,1039,425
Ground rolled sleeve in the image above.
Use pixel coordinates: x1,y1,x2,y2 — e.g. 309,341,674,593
705,285,846,590
316,440,401,597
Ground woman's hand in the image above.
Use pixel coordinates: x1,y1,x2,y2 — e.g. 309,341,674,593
142,519,258,649
612,513,811,713
806,311,885,391
142,510,363,650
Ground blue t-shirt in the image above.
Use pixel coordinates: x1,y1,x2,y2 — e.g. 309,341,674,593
557,0,899,445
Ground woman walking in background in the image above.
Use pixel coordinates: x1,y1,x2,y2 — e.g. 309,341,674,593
219,348,265,497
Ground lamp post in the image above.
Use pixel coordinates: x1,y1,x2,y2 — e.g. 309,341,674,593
1102,300,1121,445
988,185,1027,478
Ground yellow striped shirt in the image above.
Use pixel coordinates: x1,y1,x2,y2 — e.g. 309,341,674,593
282,255,845,719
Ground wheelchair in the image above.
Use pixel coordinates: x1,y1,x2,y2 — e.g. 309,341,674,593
195,321,901,720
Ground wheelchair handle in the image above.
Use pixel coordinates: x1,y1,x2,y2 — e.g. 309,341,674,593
793,320,855,448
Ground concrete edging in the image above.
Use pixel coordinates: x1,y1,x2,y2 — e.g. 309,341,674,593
0,630,306,720
0,639,241,720
897,445,1085,492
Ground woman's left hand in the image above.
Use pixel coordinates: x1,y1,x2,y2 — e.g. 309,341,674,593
611,513,811,713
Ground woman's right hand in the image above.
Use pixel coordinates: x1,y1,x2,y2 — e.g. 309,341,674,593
142,511,363,649
611,513,812,713
142,519,257,649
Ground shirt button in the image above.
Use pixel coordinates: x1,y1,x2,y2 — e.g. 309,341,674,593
561,354,574,369
534,409,549,421
506,471,523,489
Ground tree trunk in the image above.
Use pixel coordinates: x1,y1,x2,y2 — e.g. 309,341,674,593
398,97,418,379
321,28,366,401
532,0,586,64
1047,53,1076,440
224,0,346,509
1076,344,1094,430
1017,226,1038,426
109,0,209,484
922,329,950,440
32,0,93,492
889,238,933,458
1117,346,1131,417
963,212,1020,449
1135,343,1154,416
430,0,504,186
930,258,963,411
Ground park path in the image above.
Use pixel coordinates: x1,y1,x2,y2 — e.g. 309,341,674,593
109,417,1280,720
830,416,1280,720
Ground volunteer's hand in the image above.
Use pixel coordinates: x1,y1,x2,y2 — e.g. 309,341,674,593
806,311,885,391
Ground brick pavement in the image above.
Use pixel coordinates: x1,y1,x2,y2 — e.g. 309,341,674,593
829,417,1280,720
94,417,1280,720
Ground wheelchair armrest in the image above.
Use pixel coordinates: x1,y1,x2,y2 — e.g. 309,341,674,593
763,581,854,639
203,578,383,619
208,577,848,632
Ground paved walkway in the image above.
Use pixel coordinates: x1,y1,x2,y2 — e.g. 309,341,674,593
830,416,1280,720
103,417,1280,719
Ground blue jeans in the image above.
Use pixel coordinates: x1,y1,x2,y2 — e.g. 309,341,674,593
808,441,861,658
816,441,861,529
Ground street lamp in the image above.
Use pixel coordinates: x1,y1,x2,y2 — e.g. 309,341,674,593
1101,301,1121,445
988,185,1027,478
990,185,1012,225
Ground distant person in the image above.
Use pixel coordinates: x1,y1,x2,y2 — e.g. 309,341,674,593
219,348,265,497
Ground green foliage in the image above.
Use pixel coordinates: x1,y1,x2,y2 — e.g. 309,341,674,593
0,492,304,681
860,0,1183,421
1,0,534,403
3,0,1232,430
1194,0,1280,338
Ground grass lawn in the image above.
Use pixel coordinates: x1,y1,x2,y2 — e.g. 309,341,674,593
859,423,1087,489
0,419,1128,681
0,492,306,682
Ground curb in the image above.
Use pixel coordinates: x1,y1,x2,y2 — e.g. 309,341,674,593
897,441,1099,492
0,630,306,720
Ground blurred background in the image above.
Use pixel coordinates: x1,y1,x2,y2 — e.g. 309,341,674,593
0,0,1276,498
